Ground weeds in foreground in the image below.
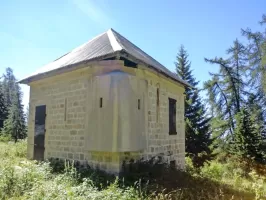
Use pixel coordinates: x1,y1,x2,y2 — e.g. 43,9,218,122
0,141,266,199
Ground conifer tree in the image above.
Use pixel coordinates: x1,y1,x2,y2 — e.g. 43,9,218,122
2,67,17,108
242,14,266,96
230,107,265,164
204,39,246,142
175,45,212,167
2,84,26,142
1,68,27,141
0,83,8,129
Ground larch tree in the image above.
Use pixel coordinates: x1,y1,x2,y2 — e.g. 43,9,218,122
241,14,266,146
204,39,246,147
242,14,266,102
175,45,212,167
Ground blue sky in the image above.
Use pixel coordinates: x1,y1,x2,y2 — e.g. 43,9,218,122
0,0,265,107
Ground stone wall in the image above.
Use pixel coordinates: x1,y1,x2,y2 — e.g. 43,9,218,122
27,69,89,161
27,63,185,173
143,78,185,168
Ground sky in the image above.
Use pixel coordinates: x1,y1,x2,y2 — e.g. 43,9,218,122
0,0,265,108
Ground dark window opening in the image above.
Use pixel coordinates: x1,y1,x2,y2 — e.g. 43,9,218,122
35,105,46,125
120,57,138,68
156,88,160,122
138,99,140,110
64,98,67,121
157,88,160,107
34,105,46,160
169,98,177,135
100,98,103,108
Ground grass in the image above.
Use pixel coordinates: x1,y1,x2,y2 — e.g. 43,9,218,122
0,140,265,199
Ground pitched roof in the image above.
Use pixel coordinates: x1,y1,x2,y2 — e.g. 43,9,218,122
19,28,190,87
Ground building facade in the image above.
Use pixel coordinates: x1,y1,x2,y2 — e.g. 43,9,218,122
20,29,188,173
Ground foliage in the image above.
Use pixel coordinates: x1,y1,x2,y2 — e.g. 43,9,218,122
1,68,17,120
175,45,212,167
0,141,140,200
0,83,8,129
0,134,11,142
204,15,266,163
1,141,266,199
241,16,266,95
204,39,246,140
229,107,266,164
0,68,27,142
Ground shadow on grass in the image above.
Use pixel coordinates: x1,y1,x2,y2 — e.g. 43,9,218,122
120,158,255,200
48,157,255,200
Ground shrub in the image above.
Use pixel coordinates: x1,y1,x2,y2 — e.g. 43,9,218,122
48,158,116,189
0,134,11,142
0,140,266,199
200,161,225,180
47,157,65,173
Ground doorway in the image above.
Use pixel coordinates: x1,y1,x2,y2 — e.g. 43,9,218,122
33,105,46,160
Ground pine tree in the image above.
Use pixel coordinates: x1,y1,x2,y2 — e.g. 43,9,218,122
0,83,8,129
1,68,27,141
230,107,265,164
2,68,17,108
2,84,26,142
175,45,212,167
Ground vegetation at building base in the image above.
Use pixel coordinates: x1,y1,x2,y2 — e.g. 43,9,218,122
0,13,266,200
0,140,266,200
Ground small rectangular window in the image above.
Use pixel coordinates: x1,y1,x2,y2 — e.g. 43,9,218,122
100,98,103,108
169,98,177,135
138,99,140,110
64,98,67,121
156,88,160,122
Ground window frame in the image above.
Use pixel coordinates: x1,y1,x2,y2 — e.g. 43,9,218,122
168,97,177,135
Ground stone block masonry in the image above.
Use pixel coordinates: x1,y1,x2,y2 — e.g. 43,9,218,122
27,69,89,162
27,65,185,173
141,78,185,168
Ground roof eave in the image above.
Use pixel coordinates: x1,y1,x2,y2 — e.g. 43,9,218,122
119,50,192,88
19,50,191,88
18,52,119,84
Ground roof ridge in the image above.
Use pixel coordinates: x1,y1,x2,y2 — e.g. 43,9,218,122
110,29,172,72
107,28,123,52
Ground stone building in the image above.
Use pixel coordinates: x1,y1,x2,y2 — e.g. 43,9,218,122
19,29,190,173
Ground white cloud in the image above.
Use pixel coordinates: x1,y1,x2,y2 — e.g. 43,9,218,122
71,0,115,28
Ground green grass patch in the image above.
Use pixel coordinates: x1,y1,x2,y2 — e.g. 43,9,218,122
0,141,265,199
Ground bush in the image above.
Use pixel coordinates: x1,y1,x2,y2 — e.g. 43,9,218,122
0,134,11,142
48,157,116,189
0,140,265,199
200,161,225,180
